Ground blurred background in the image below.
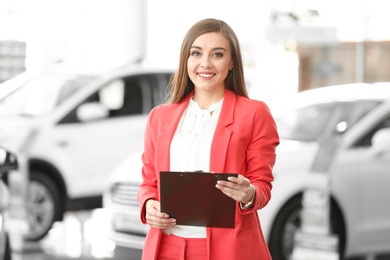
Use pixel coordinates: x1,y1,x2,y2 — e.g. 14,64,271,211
1,0,390,260
2,0,389,102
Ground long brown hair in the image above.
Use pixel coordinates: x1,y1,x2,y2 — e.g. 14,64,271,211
166,18,248,103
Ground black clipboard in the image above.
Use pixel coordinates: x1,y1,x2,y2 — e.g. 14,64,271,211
159,171,238,228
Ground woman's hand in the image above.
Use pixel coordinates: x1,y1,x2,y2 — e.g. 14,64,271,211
216,175,255,204
145,199,176,229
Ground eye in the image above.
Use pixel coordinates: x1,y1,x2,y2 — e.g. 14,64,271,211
191,51,201,57
213,52,223,58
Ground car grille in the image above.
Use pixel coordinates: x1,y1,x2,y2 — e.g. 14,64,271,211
110,182,139,207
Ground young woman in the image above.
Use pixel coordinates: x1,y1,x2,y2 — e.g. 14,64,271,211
138,18,280,260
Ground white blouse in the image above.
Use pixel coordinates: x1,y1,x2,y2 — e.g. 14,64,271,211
164,97,223,238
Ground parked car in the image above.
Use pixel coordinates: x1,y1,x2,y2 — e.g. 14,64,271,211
103,82,390,260
0,62,173,242
0,146,18,260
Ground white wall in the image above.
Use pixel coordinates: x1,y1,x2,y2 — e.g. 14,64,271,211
1,0,147,72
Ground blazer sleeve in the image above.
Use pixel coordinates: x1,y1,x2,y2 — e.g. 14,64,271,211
246,101,279,211
137,107,159,224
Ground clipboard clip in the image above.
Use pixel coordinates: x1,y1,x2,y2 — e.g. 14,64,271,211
194,170,215,174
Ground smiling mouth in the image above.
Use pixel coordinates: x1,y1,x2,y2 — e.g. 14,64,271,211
198,73,214,78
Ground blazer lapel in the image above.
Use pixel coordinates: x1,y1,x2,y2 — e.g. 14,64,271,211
156,94,193,171
210,90,236,172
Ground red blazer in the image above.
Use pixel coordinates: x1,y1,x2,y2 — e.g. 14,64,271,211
138,89,279,260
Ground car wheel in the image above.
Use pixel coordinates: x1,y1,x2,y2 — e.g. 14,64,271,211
268,195,345,260
4,232,12,260
268,195,302,260
23,170,61,241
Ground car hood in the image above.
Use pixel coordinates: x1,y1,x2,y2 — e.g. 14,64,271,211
273,139,319,177
109,151,144,184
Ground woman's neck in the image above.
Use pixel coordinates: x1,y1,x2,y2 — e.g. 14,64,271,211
192,89,225,110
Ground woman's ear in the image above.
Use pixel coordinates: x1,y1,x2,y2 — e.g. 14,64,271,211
230,62,234,70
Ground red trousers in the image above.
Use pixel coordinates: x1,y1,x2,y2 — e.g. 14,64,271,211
157,233,208,260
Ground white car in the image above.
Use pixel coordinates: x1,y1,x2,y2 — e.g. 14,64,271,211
0,63,173,242
103,82,390,260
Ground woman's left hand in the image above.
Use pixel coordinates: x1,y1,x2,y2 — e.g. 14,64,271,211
216,175,255,204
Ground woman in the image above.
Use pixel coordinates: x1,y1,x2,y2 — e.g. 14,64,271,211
138,18,279,260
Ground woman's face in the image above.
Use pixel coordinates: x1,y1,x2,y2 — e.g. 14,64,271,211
187,32,233,94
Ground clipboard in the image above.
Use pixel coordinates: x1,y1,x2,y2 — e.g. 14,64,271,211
159,171,238,228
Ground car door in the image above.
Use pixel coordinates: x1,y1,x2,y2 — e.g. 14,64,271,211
349,111,390,252
52,73,171,198
331,104,390,254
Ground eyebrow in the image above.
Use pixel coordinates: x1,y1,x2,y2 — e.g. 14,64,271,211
190,45,227,52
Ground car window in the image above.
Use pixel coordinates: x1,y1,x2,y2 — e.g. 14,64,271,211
153,73,172,105
276,100,379,142
276,103,337,142
108,76,144,117
108,73,171,117
58,72,172,124
354,113,390,147
99,79,125,110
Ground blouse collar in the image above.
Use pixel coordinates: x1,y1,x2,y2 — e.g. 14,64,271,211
181,98,224,134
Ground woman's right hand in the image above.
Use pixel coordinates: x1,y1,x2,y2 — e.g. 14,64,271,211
145,199,176,229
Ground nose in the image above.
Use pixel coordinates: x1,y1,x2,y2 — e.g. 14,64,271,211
200,56,212,69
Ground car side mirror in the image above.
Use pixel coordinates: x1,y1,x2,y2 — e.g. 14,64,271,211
372,127,390,154
76,102,109,122
0,146,18,175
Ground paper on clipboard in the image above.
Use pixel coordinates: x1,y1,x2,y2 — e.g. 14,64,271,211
159,171,238,228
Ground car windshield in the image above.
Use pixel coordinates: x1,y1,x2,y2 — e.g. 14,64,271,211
276,100,380,142
0,73,97,117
